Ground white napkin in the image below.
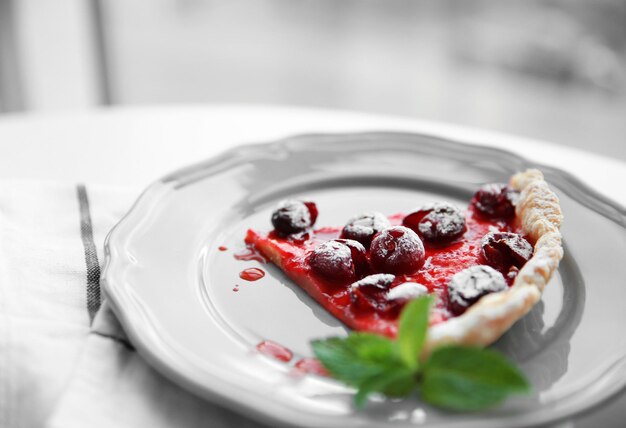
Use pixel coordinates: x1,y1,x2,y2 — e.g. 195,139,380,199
0,180,266,428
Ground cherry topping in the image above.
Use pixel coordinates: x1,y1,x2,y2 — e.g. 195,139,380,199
350,274,396,312
309,239,367,283
340,212,391,248
402,203,466,244
370,226,425,275
447,265,507,315
334,239,369,277
481,232,533,273
271,200,318,236
471,184,519,219
351,276,430,316
303,201,319,223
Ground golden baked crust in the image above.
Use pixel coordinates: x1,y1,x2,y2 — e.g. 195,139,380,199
422,169,563,355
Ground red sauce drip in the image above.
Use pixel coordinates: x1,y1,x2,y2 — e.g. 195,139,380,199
245,205,523,337
239,268,265,281
294,358,329,376
313,227,342,242
387,213,405,225
218,245,228,251
256,340,293,362
233,287,239,292
234,246,268,263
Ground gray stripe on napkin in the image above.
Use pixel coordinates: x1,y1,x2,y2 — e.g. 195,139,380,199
77,184,101,324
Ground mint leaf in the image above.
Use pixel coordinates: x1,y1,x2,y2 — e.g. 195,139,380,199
376,367,417,397
312,302,532,411
354,367,417,408
347,333,397,364
397,296,433,369
313,332,419,407
420,345,531,411
312,333,401,387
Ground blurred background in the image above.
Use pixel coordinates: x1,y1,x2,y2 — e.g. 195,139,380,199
1,0,625,159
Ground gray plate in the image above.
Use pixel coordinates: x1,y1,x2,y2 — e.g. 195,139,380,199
103,132,626,427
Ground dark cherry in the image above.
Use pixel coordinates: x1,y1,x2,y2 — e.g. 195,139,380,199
335,239,369,277
340,212,391,248
286,231,311,244
309,239,367,283
271,200,318,236
350,274,396,312
471,184,519,219
303,201,319,224
481,232,533,273
351,278,429,316
447,265,507,315
370,226,425,275
402,203,466,244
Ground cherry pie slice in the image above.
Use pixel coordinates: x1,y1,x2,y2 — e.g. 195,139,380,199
245,169,563,353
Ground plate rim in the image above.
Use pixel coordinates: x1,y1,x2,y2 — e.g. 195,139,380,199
102,130,626,428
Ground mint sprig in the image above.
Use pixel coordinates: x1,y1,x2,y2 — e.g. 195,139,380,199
311,296,531,410
397,295,431,370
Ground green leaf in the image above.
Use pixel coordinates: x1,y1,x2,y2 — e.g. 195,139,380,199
378,368,418,398
397,296,433,370
313,333,419,408
347,333,397,364
312,333,400,387
354,367,417,408
420,345,531,411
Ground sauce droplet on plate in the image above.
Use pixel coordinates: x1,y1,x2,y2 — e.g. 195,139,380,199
234,247,267,263
294,358,329,376
239,268,265,281
218,245,228,251
256,340,293,362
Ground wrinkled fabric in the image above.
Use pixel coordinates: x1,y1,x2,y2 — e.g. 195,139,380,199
0,180,263,428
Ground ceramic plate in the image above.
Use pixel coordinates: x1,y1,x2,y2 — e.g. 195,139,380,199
103,132,626,427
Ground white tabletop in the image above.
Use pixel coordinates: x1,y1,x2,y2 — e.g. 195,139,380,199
0,105,625,207
0,104,623,427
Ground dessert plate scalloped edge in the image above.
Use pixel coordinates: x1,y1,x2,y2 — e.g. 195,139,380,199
102,130,626,428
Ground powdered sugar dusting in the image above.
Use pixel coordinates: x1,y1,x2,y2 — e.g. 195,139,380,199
308,240,355,281
391,227,422,256
417,204,465,240
350,273,395,290
481,231,533,272
403,202,465,243
277,200,310,227
387,282,428,301
347,211,390,232
371,226,424,268
341,211,391,246
448,265,507,314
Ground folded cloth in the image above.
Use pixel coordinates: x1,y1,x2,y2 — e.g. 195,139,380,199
0,180,265,428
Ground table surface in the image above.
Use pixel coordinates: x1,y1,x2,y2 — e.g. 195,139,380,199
0,104,623,427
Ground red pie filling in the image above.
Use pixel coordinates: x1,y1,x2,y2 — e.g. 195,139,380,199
244,186,532,338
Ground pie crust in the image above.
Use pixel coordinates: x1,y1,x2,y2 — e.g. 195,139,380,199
421,169,563,356
247,169,563,357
